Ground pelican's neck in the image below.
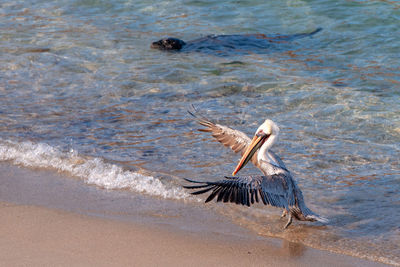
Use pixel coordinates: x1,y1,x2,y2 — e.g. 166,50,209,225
257,134,279,168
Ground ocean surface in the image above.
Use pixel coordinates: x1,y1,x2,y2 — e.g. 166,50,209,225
0,0,399,265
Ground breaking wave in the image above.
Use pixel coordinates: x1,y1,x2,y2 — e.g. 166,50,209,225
0,139,188,200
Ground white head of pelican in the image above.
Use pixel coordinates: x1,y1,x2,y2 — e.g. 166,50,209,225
233,119,280,176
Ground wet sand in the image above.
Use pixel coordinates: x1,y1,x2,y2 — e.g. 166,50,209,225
0,163,389,266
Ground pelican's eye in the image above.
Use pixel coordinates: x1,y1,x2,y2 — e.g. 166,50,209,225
256,130,265,137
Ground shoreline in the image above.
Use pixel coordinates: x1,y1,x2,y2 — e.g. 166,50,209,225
0,163,389,266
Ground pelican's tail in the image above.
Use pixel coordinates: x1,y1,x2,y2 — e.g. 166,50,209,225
305,214,329,224
289,205,329,224
293,187,329,224
298,204,329,224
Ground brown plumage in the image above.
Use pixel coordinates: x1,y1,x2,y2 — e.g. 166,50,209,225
189,110,260,168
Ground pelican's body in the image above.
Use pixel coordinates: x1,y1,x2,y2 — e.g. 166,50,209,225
184,111,328,228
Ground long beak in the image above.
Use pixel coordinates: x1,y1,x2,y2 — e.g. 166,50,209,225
232,133,268,175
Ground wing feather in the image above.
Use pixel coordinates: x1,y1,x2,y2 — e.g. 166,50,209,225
250,188,255,204
254,188,259,203
231,184,238,204
259,189,269,205
188,110,259,167
223,183,234,203
183,175,292,209
189,186,214,195
205,186,222,203
217,185,228,202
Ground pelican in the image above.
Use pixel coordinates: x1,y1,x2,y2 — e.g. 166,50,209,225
183,111,328,229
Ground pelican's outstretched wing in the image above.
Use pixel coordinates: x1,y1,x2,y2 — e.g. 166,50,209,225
183,176,328,224
183,175,292,209
188,109,259,167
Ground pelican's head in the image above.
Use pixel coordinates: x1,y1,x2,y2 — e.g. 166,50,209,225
232,119,279,175
255,119,279,138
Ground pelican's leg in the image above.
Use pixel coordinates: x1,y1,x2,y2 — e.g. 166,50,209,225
283,213,293,229
280,209,287,218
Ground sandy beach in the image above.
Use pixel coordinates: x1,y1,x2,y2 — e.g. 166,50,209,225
0,202,390,267
1,0,399,266
0,163,389,267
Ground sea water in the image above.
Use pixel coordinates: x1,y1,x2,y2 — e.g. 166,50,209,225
0,0,399,265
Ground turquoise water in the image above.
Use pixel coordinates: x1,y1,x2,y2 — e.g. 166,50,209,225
0,0,399,265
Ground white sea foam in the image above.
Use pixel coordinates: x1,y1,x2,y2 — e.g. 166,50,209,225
0,139,189,200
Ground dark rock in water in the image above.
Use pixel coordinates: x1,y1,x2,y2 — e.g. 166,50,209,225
151,28,322,54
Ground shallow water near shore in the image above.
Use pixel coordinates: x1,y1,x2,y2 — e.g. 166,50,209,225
1,0,399,265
